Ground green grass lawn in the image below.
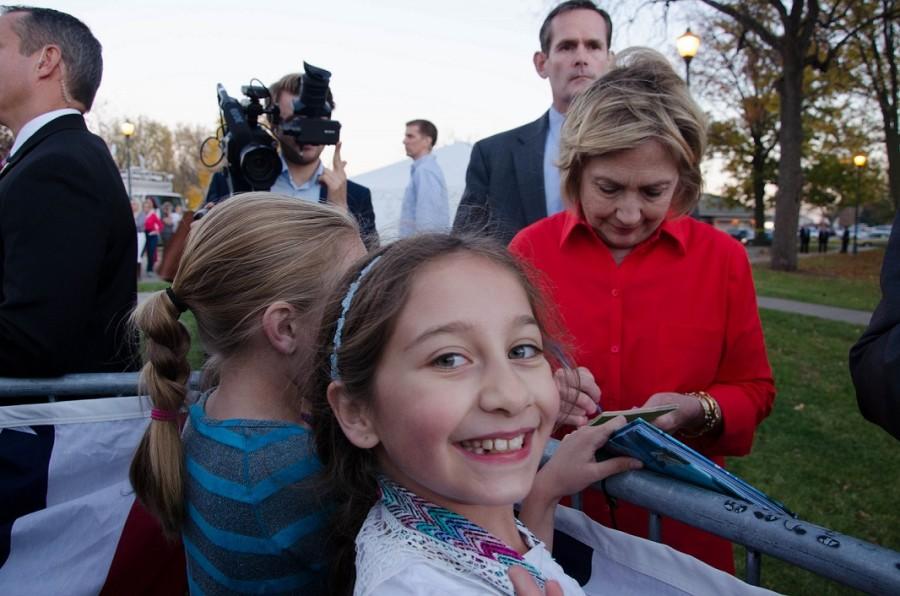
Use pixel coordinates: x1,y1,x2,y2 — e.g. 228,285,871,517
730,309,899,594
752,249,883,311
137,279,170,293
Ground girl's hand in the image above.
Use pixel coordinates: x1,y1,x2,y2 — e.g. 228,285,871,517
536,416,641,499
509,566,562,596
554,366,600,427
520,417,641,547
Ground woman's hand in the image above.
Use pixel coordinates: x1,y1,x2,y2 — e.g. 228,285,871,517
520,417,641,547
554,366,600,427
509,566,562,596
642,392,705,434
320,142,348,210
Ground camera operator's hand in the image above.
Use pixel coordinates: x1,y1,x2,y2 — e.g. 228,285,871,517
320,142,348,211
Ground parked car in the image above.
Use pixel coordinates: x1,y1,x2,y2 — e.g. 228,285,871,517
726,226,754,244
868,225,893,240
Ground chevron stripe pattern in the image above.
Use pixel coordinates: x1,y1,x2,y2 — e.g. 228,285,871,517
378,477,545,592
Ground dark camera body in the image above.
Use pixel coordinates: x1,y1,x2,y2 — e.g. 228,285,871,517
281,118,341,147
213,62,341,199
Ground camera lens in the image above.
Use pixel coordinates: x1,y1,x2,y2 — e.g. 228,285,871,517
240,144,281,190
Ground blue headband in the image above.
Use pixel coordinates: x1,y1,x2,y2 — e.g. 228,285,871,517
330,255,382,380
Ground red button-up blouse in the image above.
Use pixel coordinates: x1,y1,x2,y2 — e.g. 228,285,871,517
510,210,775,572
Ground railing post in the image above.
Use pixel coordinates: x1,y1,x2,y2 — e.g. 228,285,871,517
648,512,663,542
745,549,762,586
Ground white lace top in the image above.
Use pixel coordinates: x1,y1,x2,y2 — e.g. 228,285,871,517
354,500,586,595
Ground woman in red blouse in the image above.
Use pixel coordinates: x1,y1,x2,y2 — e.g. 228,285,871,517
509,48,775,573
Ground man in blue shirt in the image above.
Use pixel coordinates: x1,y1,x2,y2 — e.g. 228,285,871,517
399,119,448,237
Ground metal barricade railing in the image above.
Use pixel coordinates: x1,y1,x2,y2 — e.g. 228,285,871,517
543,438,900,594
2,374,898,593
0,372,202,401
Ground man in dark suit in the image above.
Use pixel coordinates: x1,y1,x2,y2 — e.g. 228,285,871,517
0,6,138,377
850,210,900,440
206,72,378,249
454,1,613,243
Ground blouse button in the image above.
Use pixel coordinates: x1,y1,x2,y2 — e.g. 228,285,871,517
611,288,620,297
610,345,620,354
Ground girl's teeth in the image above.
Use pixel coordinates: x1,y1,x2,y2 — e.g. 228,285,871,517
461,434,526,454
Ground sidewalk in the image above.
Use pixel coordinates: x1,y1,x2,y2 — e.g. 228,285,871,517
745,246,874,325
757,296,871,326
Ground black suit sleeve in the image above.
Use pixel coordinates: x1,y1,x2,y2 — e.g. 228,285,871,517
850,211,900,439
205,170,231,204
347,183,379,250
0,152,121,375
453,141,492,235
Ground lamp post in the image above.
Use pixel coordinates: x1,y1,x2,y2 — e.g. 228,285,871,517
676,27,701,90
120,121,135,201
852,153,867,255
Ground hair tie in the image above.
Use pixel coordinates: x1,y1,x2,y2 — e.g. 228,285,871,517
330,255,382,380
151,408,179,422
165,287,189,314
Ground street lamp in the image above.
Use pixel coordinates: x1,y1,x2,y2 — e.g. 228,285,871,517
120,121,135,201
852,152,867,255
676,27,701,90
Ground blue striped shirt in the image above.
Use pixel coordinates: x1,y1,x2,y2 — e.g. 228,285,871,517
182,393,331,595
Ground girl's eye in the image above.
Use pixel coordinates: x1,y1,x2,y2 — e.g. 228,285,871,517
432,353,467,369
509,344,542,360
598,185,619,194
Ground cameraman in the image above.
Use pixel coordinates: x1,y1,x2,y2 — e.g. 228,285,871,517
206,73,378,249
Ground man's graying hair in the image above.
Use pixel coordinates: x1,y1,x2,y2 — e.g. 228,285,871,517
1,5,103,110
539,1,612,53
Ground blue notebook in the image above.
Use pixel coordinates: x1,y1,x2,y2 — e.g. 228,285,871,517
597,418,795,517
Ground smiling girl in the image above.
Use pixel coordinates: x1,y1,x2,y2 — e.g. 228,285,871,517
309,234,642,595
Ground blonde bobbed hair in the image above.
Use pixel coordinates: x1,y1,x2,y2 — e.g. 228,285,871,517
129,192,360,536
559,47,708,216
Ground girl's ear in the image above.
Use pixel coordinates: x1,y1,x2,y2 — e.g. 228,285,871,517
327,381,379,449
261,301,301,355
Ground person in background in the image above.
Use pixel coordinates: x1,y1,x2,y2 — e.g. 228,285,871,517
509,48,775,573
204,72,378,249
131,198,146,280
142,197,162,275
0,5,137,376
399,119,448,237
130,194,366,594
454,1,614,243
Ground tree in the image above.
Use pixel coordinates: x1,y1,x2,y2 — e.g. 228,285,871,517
694,12,780,241
665,0,896,270
847,0,899,211
96,116,217,209
98,116,175,175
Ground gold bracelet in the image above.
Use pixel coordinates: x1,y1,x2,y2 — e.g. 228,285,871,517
680,391,722,438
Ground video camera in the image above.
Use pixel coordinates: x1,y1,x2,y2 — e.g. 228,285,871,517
215,83,281,193
281,62,342,147
212,62,341,196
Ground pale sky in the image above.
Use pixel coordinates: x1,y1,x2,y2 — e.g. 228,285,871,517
48,0,702,178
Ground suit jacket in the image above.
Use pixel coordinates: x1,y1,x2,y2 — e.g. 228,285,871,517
453,113,549,244
0,114,138,377
205,170,379,250
850,210,900,439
